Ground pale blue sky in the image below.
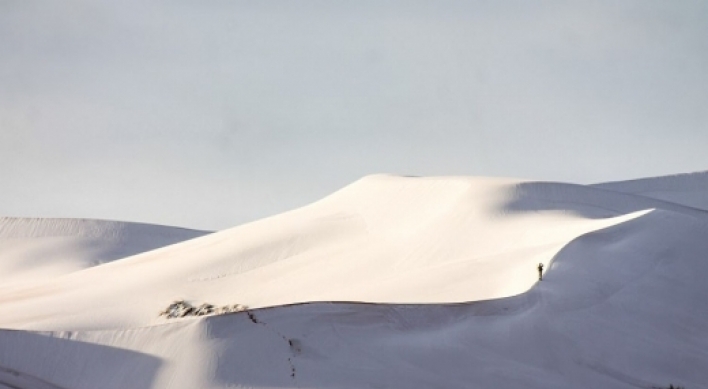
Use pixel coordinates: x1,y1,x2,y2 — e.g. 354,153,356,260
1,1,707,230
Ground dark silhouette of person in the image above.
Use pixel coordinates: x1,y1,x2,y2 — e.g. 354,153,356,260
537,263,544,281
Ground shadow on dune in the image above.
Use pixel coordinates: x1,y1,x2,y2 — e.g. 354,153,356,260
500,181,706,219
0,364,68,389
206,208,708,389
0,329,162,389
5,182,708,388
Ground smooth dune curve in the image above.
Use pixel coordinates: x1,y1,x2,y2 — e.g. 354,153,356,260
0,173,707,389
0,217,210,288
0,175,649,330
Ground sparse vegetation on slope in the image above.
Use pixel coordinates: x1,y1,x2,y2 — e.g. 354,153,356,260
159,300,247,319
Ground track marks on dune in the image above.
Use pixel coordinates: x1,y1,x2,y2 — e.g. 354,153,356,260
0,365,66,389
245,310,301,383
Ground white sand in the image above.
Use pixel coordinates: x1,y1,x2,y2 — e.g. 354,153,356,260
0,217,209,289
0,176,648,330
593,170,708,211
0,172,707,389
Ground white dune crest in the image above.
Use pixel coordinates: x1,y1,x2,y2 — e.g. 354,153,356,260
0,175,651,331
1,173,707,389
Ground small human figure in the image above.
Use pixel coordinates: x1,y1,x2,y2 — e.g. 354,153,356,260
537,263,544,281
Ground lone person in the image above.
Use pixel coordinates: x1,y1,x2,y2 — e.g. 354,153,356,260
537,263,544,281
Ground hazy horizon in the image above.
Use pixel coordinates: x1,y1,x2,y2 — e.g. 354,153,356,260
2,1,707,230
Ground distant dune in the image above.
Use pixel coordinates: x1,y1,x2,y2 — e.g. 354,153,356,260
0,217,210,287
592,170,708,212
0,172,706,389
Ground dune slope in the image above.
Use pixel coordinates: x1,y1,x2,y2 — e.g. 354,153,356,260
0,176,654,330
0,173,706,389
0,217,210,288
593,170,708,212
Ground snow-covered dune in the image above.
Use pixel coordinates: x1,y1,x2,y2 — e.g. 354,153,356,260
592,170,708,212
0,173,706,389
0,217,210,287
1,207,706,388
0,175,651,330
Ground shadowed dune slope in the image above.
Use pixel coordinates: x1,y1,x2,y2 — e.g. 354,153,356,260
592,170,708,212
0,174,707,389
0,217,210,287
0,175,674,330
0,207,706,389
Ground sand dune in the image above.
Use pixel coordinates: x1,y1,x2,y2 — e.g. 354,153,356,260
593,170,708,211
0,173,706,388
0,217,210,288
0,176,650,330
